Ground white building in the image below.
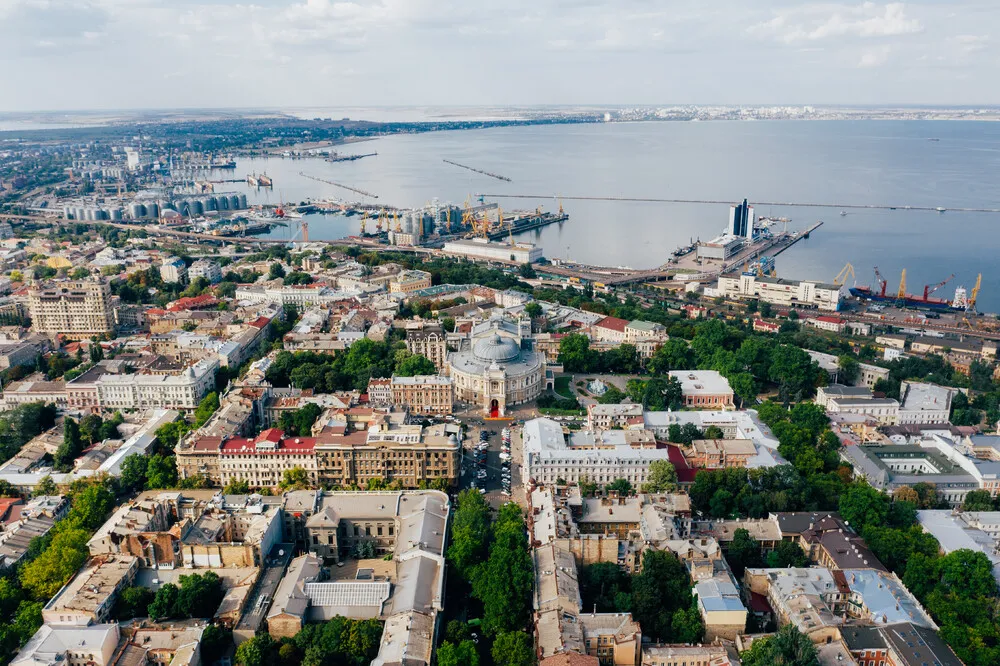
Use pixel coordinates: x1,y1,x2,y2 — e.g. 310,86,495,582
899,381,957,425
96,359,218,411
12,624,120,666
159,257,187,285
236,284,353,307
442,237,543,264
188,259,222,284
716,274,845,311
668,370,734,409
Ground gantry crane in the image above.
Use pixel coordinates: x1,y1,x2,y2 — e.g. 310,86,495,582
923,273,954,300
833,263,855,286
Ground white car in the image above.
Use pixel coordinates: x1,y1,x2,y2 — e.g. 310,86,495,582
499,452,511,461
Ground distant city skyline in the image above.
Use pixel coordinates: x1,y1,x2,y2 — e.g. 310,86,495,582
1,1,997,112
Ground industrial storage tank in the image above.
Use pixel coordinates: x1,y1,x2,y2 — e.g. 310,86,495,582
203,197,217,212
130,203,147,219
238,194,247,209
110,208,123,221
217,196,229,211
188,200,203,216
229,195,240,210
147,202,160,219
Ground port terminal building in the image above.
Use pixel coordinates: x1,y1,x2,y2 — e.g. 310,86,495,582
442,237,543,264
710,274,846,312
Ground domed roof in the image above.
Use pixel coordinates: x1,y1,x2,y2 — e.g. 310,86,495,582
473,333,521,363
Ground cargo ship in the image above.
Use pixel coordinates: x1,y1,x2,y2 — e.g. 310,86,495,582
849,286,955,310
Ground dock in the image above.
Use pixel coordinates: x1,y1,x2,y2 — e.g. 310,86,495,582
486,212,568,241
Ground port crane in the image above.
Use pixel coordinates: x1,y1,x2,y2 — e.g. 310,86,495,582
298,172,378,199
969,273,983,312
393,211,402,234
359,210,368,236
873,266,888,298
833,263,855,287
897,269,907,301
923,274,954,300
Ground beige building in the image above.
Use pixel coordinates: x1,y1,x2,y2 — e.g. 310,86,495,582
12,624,120,666
404,321,448,372
41,555,138,626
390,375,453,416
449,317,545,417
28,281,115,339
389,270,432,294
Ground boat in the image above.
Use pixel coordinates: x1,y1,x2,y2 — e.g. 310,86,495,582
850,285,956,311
840,211,847,216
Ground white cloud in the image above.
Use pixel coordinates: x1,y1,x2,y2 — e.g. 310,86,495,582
754,2,922,44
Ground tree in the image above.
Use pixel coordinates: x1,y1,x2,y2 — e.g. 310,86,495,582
395,354,436,377
200,625,232,664
472,503,534,636
837,355,861,385
33,475,57,497
642,460,678,493
278,402,323,437
176,571,224,618
631,550,697,642
524,302,542,318
961,489,995,512
447,490,492,582
268,263,286,280
766,540,810,568
642,376,683,411
145,454,178,489
235,632,274,666
607,478,634,496
492,631,534,666
117,586,154,619
598,386,626,404
939,549,998,598
194,392,220,428
71,482,116,529
437,640,480,666
54,418,83,471
19,527,90,600
224,479,251,494
558,334,596,373
839,483,889,534
741,624,818,666
727,528,764,577
147,583,180,620
580,562,631,613
729,372,758,408
119,454,148,492
280,467,311,490
648,338,694,374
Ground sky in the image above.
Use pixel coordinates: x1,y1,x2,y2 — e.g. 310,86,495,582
1,0,998,112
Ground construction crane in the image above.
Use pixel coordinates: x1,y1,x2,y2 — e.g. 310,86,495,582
969,273,983,312
873,266,888,297
897,269,907,301
833,263,855,286
923,273,954,300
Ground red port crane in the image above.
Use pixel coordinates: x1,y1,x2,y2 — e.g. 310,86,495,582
873,266,888,298
923,273,955,301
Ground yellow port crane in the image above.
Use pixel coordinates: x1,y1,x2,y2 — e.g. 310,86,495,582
360,210,368,236
969,273,983,312
375,209,385,233
897,269,907,300
393,211,402,234
833,262,855,286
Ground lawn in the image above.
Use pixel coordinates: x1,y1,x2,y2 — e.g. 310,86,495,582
554,376,574,400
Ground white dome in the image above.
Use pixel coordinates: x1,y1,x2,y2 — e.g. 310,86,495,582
473,333,520,363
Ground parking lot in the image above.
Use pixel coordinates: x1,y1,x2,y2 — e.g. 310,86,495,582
459,423,517,508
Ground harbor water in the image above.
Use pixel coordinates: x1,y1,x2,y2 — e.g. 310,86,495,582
225,120,1000,312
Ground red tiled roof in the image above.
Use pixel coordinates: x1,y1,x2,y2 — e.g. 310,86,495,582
145,308,168,317
248,316,270,329
256,428,283,443
815,316,846,324
167,294,219,312
218,431,317,454
192,436,223,452
595,316,628,332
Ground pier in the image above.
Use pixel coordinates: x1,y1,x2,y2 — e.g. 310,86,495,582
479,194,1000,214
299,172,379,199
443,160,512,182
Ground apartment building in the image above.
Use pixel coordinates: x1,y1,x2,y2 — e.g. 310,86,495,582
404,320,448,372
388,270,432,294
159,256,188,284
389,375,453,416
714,274,844,311
178,419,460,490
93,358,219,411
188,259,222,284
28,281,115,339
